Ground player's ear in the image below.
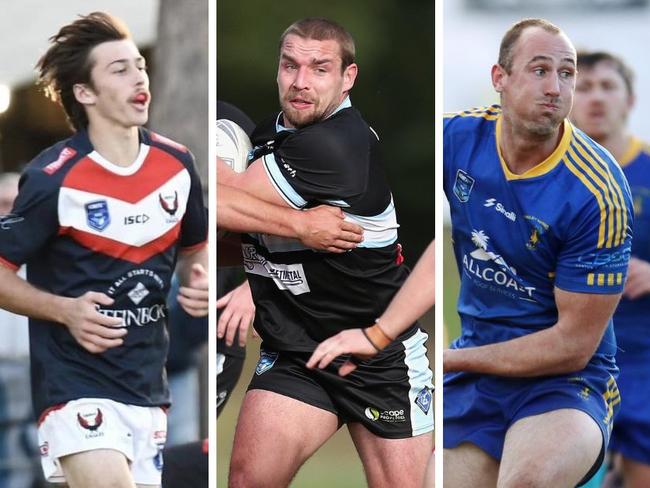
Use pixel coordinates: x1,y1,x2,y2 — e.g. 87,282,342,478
342,63,358,92
492,64,506,93
73,83,96,106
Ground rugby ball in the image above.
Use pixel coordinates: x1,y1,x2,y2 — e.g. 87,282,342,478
216,119,252,173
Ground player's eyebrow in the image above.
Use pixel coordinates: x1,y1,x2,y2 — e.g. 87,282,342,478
527,54,575,66
107,56,146,67
280,53,334,66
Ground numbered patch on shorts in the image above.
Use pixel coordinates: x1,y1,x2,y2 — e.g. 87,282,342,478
415,387,432,415
255,350,279,375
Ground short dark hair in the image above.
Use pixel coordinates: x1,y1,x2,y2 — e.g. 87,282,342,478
36,12,131,131
577,51,635,97
498,18,563,74
279,18,355,72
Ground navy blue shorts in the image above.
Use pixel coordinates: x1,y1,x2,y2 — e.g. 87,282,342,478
444,360,620,464
609,354,650,464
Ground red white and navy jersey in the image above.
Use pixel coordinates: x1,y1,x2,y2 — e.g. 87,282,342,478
0,128,207,418
243,99,418,352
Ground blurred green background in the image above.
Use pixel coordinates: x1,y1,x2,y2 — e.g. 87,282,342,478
217,0,434,485
443,226,461,343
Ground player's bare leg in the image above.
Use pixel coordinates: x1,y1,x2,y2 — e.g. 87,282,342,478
498,409,602,488
348,423,431,488
443,442,498,487
59,449,136,488
423,451,435,487
228,390,339,488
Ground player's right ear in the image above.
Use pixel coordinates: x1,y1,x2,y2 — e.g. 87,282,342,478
491,64,506,93
73,83,96,106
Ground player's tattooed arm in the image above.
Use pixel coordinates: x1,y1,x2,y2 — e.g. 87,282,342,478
444,289,622,376
0,265,125,354
218,160,363,252
176,245,209,317
307,240,435,376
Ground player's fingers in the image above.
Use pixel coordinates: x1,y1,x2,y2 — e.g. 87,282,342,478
340,221,364,237
224,313,239,347
306,345,327,369
217,307,233,339
238,315,251,347
326,246,347,254
91,311,126,329
179,286,209,301
79,339,106,354
332,239,358,250
216,293,232,309
338,230,364,243
177,294,209,310
86,291,115,306
84,333,124,350
338,360,358,377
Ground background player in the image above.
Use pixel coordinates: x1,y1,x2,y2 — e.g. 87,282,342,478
443,19,632,487
219,18,433,488
571,50,650,488
0,12,208,487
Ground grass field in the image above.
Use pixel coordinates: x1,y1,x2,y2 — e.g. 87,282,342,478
443,226,461,344
217,314,435,487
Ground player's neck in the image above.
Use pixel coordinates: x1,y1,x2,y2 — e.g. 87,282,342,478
595,130,630,162
499,118,564,175
87,121,141,168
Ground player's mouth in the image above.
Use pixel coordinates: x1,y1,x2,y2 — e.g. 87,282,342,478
289,98,314,110
540,102,559,111
130,92,150,109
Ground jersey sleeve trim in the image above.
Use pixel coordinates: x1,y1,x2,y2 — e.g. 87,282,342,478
0,255,19,272
261,153,306,209
619,136,645,167
179,240,207,253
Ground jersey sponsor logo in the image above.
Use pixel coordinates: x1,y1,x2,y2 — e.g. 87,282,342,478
364,406,406,423
255,350,278,375
576,246,631,270
524,215,550,251
85,200,110,231
415,387,432,415
282,161,297,178
43,147,77,175
463,230,536,299
124,213,150,225
242,244,311,295
107,268,165,297
453,169,475,203
484,198,516,222
99,303,166,327
127,282,150,305
77,408,105,438
0,214,24,230
150,131,188,153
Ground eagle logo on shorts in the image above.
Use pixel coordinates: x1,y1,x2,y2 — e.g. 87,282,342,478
77,408,103,431
255,350,279,375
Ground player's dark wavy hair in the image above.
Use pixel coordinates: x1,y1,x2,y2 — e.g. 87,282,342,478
498,18,564,74
577,51,635,98
36,12,131,132
279,18,356,72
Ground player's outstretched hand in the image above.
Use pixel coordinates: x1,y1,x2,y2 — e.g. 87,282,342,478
296,205,363,253
62,291,126,354
217,280,255,347
306,328,378,376
623,257,650,300
178,263,209,317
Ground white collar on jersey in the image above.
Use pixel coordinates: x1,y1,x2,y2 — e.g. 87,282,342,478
276,96,352,133
87,143,150,176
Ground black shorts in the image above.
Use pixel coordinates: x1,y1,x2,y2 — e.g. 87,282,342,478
248,328,433,439
162,439,208,488
217,351,246,417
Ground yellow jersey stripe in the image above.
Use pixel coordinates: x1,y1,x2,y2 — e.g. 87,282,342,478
567,144,617,248
563,154,608,248
574,131,628,246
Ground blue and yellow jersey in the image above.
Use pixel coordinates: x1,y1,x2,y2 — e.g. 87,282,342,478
444,105,633,359
612,137,650,359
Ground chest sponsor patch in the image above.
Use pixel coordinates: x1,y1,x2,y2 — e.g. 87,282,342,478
85,200,110,231
242,244,310,295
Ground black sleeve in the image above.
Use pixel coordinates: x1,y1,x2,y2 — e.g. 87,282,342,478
263,124,370,208
180,152,208,249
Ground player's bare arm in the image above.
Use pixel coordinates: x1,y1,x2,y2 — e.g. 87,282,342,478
217,279,256,347
218,159,363,252
622,256,650,300
307,239,435,375
176,245,209,317
444,288,621,376
0,265,125,354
